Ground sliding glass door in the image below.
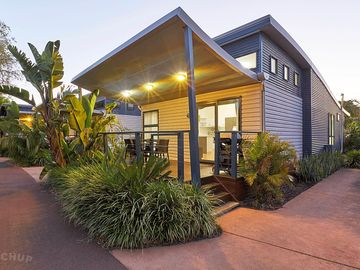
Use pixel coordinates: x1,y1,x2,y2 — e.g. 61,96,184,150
198,98,240,162
198,104,216,162
217,99,240,138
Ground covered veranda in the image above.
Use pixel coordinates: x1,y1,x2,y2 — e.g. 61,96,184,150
72,7,263,186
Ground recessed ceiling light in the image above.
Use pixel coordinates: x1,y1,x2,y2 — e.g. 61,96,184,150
122,90,132,97
176,72,187,81
144,83,154,91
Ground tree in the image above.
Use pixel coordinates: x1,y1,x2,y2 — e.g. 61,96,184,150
0,21,19,105
0,41,66,166
343,99,360,129
0,21,19,84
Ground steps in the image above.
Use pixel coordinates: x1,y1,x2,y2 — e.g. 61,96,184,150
214,201,240,217
202,177,241,216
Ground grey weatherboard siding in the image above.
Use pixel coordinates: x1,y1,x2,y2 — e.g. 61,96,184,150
220,31,304,156
264,82,303,157
261,34,302,97
220,33,261,73
310,70,342,154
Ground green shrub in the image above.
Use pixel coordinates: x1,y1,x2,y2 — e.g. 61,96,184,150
344,121,360,151
345,150,360,168
46,156,219,249
298,151,345,183
238,133,297,209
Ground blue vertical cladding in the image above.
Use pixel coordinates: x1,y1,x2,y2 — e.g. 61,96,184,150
262,34,302,97
310,70,342,153
264,82,303,157
219,33,261,73
95,97,141,116
302,69,312,156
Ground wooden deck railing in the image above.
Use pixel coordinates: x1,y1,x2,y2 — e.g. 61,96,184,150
99,130,190,181
214,131,261,179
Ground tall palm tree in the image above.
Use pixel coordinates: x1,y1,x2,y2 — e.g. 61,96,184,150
0,41,66,166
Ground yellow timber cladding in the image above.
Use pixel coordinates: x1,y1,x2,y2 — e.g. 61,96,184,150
141,83,263,161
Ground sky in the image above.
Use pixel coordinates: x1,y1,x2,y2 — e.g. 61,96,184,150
1,0,359,104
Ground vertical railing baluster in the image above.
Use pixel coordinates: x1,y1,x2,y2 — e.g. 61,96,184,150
177,131,184,182
135,132,141,162
103,133,109,169
214,131,220,175
230,132,237,178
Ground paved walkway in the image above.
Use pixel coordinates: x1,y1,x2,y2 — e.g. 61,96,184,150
0,158,126,270
112,168,360,270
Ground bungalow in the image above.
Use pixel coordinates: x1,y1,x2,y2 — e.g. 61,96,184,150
72,7,348,188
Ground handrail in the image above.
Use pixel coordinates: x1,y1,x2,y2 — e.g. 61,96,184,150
214,130,262,178
100,130,186,181
98,130,190,135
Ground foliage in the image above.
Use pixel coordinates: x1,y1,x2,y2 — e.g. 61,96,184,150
298,151,345,183
46,155,219,249
344,121,360,152
343,99,360,129
0,40,66,166
238,133,297,208
0,102,51,166
0,20,20,84
0,41,118,168
345,150,360,169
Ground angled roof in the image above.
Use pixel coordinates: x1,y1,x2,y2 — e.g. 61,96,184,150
213,15,349,115
72,7,260,105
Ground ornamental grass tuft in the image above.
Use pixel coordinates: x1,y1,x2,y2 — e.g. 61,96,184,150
46,156,220,249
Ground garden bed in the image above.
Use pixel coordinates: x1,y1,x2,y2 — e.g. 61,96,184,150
240,180,316,210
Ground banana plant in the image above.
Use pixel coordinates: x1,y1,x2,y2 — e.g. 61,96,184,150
0,41,66,166
63,89,99,148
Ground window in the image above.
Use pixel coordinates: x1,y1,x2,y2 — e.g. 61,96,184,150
126,103,134,111
328,113,335,145
270,57,277,74
236,52,257,69
283,65,289,81
143,110,159,139
294,72,300,86
337,113,340,122
94,100,105,109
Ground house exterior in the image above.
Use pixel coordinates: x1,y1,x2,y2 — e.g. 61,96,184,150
212,15,348,156
71,8,348,185
0,103,34,127
94,96,142,131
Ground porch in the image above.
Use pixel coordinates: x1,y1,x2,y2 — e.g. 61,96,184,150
73,8,264,188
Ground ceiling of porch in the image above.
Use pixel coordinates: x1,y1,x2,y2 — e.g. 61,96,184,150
71,8,260,105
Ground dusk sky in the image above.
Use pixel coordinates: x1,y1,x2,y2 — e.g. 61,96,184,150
2,0,359,103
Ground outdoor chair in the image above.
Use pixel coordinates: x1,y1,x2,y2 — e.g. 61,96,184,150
154,139,170,160
124,138,136,159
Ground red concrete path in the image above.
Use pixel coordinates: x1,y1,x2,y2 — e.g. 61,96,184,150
112,168,360,270
0,158,126,270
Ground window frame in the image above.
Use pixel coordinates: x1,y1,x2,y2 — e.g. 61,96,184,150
126,102,135,111
283,65,289,81
328,113,335,145
143,110,159,133
294,72,300,86
270,56,278,74
236,52,257,70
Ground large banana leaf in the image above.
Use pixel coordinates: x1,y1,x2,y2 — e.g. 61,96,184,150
0,85,36,106
64,94,86,132
7,45,43,97
82,89,99,128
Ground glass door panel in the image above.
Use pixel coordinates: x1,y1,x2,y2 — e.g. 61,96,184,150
217,99,239,138
198,104,215,162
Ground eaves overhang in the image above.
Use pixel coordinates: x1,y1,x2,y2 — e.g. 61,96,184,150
71,7,260,106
